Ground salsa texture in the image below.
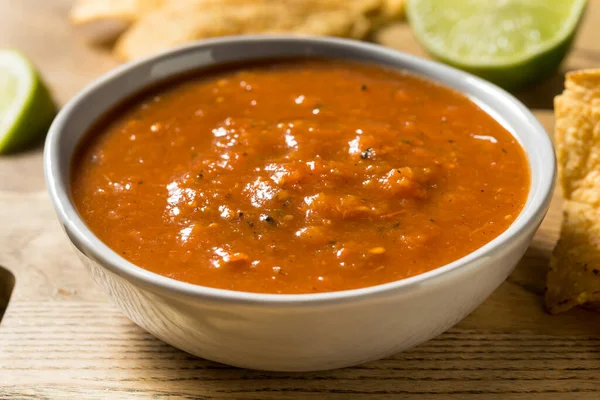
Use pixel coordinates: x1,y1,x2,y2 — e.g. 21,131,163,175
71,59,529,294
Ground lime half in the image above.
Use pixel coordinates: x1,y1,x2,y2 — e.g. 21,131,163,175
0,50,56,154
406,0,588,90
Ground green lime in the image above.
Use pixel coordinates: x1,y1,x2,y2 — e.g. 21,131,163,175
406,0,588,90
0,50,56,154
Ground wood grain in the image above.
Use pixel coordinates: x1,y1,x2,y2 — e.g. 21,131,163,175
2,1,600,398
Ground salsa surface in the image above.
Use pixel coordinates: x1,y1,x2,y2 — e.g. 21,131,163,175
72,59,529,294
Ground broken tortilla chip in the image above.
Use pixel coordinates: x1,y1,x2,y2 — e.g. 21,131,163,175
115,1,368,60
546,69,600,314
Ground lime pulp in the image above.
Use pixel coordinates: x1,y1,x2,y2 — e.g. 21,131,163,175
0,50,56,154
406,0,588,90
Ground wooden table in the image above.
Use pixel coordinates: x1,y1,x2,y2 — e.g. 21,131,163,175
2,1,600,398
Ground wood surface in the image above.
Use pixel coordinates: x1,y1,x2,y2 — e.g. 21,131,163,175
2,1,600,398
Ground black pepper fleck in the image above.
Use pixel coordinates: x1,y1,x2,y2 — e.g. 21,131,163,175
262,215,275,224
361,147,373,160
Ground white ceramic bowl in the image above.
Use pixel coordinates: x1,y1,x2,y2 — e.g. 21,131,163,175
44,36,555,371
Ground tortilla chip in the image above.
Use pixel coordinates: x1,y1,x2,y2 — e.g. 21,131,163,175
113,0,404,61
546,69,600,313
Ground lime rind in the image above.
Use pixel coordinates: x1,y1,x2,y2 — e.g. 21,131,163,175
406,0,588,89
0,50,56,154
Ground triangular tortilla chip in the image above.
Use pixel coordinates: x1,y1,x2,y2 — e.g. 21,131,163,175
547,69,600,313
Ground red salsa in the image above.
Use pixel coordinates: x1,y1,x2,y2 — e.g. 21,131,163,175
71,59,530,294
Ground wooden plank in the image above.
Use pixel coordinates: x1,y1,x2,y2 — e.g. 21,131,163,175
2,1,600,399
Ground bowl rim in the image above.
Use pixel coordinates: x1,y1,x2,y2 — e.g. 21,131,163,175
44,35,556,306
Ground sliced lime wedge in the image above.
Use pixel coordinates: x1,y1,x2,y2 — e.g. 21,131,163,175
406,0,588,90
0,50,56,154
